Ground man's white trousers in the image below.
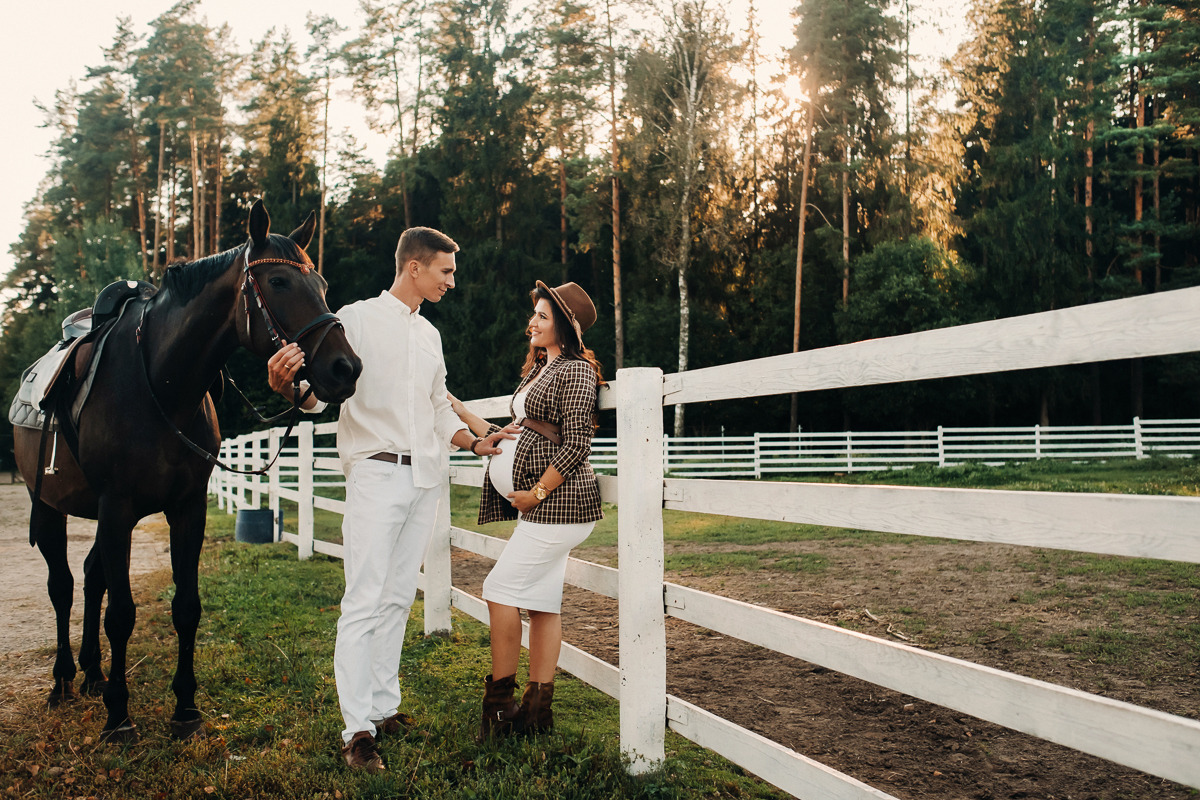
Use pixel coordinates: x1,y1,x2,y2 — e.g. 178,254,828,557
335,458,439,743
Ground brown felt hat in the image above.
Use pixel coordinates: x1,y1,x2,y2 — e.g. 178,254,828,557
535,280,596,347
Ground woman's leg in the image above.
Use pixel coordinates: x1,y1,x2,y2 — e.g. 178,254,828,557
487,601,523,678
526,610,562,683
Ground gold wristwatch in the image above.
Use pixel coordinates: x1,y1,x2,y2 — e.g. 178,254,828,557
532,482,549,501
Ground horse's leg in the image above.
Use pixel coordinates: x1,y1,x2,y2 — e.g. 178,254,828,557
32,500,76,706
95,497,139,742
165,495,207,740
78,541,108,695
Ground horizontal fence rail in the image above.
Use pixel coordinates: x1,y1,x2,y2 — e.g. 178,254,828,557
210,288,1200,798
447,418,1199,477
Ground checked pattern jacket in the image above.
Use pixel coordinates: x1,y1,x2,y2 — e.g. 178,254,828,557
478,355,603,526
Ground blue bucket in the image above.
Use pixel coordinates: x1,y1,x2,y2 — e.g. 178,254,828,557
234,509,276,544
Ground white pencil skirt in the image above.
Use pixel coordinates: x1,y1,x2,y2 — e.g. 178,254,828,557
482,518,596,613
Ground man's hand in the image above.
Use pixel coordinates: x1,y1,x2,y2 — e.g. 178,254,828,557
474,423,521,456
267,342,304,397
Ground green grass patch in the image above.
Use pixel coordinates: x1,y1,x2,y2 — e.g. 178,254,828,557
786,456,1200,496
0,501,787,800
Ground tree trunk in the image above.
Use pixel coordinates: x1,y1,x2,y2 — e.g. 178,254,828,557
391,47,412,229
189,123,201,259
675,262,689,438
319,74,331,275
213,115,224,254
606,0,623,371
153,120,166,276
841,120,851,308
167,149,177,265
560,159,569,282
790,96,815,433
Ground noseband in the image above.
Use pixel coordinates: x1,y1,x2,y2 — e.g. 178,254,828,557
240,248,342,362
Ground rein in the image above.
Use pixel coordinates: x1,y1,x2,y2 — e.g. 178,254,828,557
135,246,341,475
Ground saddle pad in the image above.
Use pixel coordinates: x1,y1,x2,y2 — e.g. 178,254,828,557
9,321,112,431
8,339,79,429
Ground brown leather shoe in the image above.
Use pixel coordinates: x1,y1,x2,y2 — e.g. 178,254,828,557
371,711,415,739
518,681,555,735
478,674,522,741
341,730,385,773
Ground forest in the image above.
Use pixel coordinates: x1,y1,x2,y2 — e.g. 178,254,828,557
1,0,1197,463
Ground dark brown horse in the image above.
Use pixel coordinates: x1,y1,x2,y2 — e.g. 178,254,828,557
13,200,361,741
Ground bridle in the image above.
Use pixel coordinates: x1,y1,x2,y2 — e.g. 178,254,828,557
239,247,341,363
136,243,344,475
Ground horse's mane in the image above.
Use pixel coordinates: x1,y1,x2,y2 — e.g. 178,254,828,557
161,234,310,303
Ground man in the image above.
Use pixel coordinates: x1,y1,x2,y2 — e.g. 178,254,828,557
268,227,511,773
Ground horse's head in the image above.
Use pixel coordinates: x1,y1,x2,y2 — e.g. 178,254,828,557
240,200,361,403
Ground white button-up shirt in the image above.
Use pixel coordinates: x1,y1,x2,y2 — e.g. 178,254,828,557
335,291,465,487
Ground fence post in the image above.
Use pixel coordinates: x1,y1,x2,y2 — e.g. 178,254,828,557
1034,424,1042,459
846,431,853,472
250,434,263,510
1134,416,1145,459
297,421,314,561
754,432,762,480
616,367,666,774
937,426,946,468
268,428,281,542
424,481,453,635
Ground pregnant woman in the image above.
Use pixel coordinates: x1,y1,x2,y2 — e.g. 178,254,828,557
450,280,604,740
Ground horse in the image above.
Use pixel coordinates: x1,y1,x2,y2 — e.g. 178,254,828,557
12,199,362,742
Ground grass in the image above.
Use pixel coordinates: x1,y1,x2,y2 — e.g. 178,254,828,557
0,503,788,800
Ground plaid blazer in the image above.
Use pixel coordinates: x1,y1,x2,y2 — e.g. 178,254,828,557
478,356,603,525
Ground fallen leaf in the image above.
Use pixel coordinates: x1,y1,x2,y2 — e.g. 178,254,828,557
28,765,40,778
204,786,216,794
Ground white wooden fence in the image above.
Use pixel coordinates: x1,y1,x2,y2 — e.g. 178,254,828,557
210,286,1200,797
580,417,1200,477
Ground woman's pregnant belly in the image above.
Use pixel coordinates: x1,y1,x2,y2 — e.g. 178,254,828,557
488,431,522,503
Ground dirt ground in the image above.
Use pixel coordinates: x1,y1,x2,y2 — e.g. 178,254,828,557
453,537,1199,800
0,482,171,721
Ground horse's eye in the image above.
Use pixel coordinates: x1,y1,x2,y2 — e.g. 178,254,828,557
268,276,288,289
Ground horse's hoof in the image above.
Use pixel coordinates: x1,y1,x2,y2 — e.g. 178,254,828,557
100,722,138,744
171,718,206,740
80,678,108,697
47,684,77,708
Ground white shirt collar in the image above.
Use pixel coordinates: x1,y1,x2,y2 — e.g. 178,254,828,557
378,290,422,317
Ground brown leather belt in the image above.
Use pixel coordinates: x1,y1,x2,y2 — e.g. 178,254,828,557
368,452,412,465
516,417,562,446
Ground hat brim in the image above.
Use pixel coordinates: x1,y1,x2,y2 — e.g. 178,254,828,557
535,280,588,349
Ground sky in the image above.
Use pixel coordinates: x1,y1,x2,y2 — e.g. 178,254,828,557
1,0,968,281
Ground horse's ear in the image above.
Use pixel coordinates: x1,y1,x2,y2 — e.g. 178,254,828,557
288,211,317,251
249,199,270,247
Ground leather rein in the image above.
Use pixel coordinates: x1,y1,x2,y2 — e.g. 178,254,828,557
136,245,343,475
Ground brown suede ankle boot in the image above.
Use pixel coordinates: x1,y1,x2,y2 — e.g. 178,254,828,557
518,680,555,735
478,674,521,741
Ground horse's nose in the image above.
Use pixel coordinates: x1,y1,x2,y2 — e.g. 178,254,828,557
332,354,362,387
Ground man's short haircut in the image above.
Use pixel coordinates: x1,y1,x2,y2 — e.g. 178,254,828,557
395,227,459,274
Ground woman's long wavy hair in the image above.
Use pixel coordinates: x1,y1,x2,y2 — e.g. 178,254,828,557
520,286,606,390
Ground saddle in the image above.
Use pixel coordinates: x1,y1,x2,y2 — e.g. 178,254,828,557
8,280,157,430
